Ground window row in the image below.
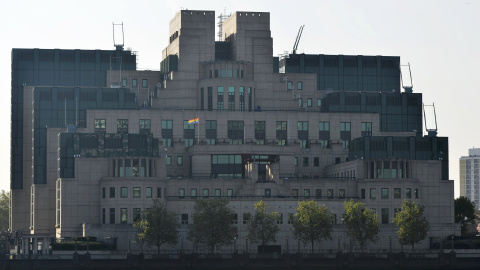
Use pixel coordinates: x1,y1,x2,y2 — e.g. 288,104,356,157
102,187,163,199
361,187,419,200
122,78,148,88
177,188,233,199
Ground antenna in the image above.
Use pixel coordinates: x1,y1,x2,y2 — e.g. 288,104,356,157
423,103,437,137
217,8,230,41
400,62,413,93
113,22,124,51
293,25,305,54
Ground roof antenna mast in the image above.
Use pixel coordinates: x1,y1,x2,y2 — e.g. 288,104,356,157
293,25,304,54
113,22,124,51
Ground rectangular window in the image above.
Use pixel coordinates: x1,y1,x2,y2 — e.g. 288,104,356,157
166,156,172,166
121,208,127,224
177,156,183,166
276,213,283,224
121,187,128,198
179,188,185,198
203,189,209,198
139,119,151,134
243,213,251,224
314,157,319,167
122,78,127,87
109,208,115,224
117,119,128,134
206,120,217,145
303,157,309,167
109,187,115,198
133,208,141,222
381,188,389,199
231,213,238,224
288,213,294,224
298,98,303,107
227,189,233,198
361,189,365,199
370,188,377,199
162,120,173,147
228,120,244,144
146,187,152,198
142,79,148,88
133,187,141,198
102,208,106,224
317,98,322,107
307,98,312,107
276,121,287,146
157,187,162,198
181,214,188,224
361,122,372,136
381,208,389,224
415,188,419,199
265,189,271,198
132,79,137,87
191,189,197,198
340,122,351,131
394,188,401,199
208,87,213,111
304,189,310,198
297,81,303,90
215,189,221,197
255,121,266,145
102,187,106,198
406,188,412,199
217,86,224,111
239,87,245,111
327,189,333,199
287,81,293,90
295,157,298,167
315,189,322,198
298,121,309,148
292,189,298,198
319,122,330,149
228,86,235,111
183,120,195,147
95,119,106,133
339,189,345,199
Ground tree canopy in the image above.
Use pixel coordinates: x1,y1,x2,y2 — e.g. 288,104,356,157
133,199,179,254
188,198,238,253
0,190,9,232
343,199,379,252
247,201,280,247
292,200,334,253
454,196,477,235
393,199,429,252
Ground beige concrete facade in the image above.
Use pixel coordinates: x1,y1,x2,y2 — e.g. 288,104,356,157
11,10,457,254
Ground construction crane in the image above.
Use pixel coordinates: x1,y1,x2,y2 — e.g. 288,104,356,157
292,25,304,54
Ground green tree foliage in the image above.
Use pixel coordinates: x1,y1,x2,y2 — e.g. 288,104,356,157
343,199,379,252
133,199,179,254
188,198,238,253
454,196,477,235
0,190,9,231
393,199,429,252
292,200,334,253
247,201,280,247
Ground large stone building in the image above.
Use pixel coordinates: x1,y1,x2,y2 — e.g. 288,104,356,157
10,10,456,253
459,148,480,208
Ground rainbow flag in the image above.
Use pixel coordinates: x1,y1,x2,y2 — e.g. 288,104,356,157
188,117,199,124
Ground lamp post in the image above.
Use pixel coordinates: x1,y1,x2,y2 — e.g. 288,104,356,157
234,237,237,253
338,236,341,251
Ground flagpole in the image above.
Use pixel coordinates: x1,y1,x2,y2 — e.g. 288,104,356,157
197,120,199,145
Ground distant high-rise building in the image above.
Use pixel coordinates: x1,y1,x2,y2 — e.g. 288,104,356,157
10,10,457,254
459,148,480,208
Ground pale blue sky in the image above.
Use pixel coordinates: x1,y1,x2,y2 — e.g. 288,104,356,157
1,0,479,198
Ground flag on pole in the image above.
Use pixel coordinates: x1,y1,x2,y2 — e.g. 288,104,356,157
188,117,199,124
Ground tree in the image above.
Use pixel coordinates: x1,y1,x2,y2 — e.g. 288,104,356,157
343,199,379,252
454,196,477,235
188,198,238,253
292,200,334,253
247,201,280,250
393,199,429,253
0,190,9,232
133,199,179,254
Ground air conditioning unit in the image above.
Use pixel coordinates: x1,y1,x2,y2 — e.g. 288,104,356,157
296,94,301,99
150,92,155,97
143,101,148,107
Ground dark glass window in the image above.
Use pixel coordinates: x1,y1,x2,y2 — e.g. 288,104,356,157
117,119,128,134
